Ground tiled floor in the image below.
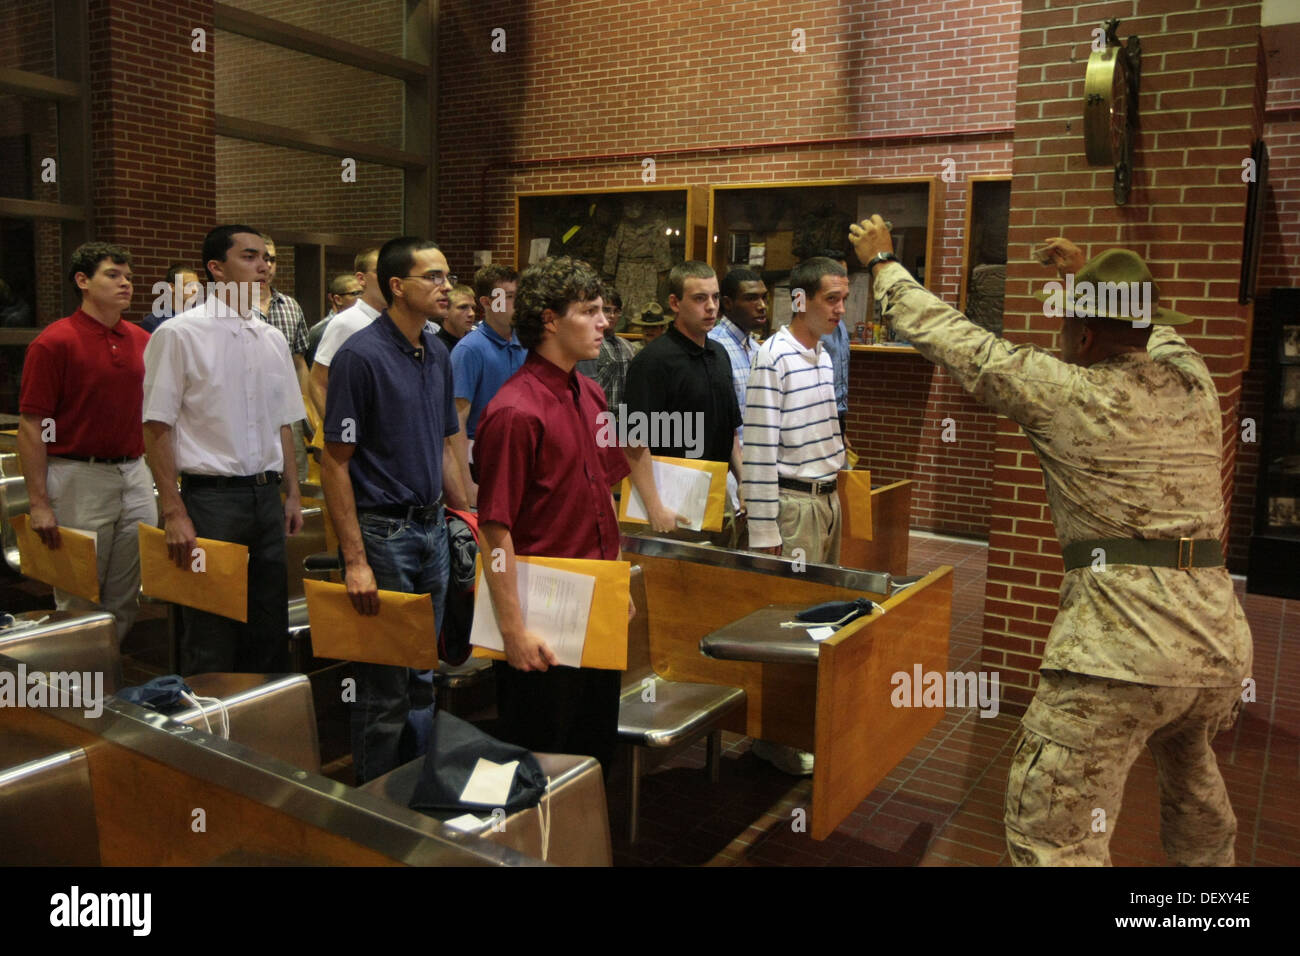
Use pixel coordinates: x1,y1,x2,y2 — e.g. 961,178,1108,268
607,533,1300,867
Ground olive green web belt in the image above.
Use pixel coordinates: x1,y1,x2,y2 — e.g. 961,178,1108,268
1061,537,1224,572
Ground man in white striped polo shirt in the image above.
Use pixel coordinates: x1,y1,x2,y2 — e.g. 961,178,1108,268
742,256,848,567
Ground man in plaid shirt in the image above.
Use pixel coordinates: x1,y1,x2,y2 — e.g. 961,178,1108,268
576,292,634,424
258,234,311,481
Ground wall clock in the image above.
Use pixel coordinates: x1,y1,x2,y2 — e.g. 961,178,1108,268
1084,18,1141,205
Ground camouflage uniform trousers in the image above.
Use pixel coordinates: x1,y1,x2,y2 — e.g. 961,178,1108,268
1004,668,1243,866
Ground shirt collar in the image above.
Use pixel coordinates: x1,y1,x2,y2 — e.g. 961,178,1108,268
524,350,579,399
717,316,753,351
778,325,821,359
71,308,126,337
205,295,268,332
665,323,707,355
376,310,434,358
478,322,521,349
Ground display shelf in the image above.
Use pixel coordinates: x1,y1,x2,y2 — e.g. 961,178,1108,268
849,343,921,355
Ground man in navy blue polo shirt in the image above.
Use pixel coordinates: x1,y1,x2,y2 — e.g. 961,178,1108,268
450,264,524,504
320,235,470,783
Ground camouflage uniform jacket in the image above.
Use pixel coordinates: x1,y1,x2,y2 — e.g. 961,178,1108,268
873,262,1252,687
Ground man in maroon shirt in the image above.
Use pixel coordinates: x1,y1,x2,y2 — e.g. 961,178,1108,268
474,256,635,774
18,242,157,643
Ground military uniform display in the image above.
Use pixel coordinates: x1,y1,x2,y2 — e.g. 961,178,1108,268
604,199,671,327
872,256,1252,866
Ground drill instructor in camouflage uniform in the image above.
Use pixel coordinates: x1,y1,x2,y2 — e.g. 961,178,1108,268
850,216,1252,866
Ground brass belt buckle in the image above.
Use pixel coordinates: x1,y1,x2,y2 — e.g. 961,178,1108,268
1177,537,1194,570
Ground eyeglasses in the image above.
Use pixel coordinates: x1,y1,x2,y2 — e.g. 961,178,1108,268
403,272,456,286
338,289,363,298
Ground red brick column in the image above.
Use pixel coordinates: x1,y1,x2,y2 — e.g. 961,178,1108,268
88,0,215,311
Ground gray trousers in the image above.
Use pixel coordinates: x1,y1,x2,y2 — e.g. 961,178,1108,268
46,457,157,643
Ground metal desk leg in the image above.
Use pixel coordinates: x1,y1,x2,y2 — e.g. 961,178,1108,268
707,729,721,783
628,744,642,845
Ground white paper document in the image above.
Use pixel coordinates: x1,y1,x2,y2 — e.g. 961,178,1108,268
528,237,550,264
807,626,836,642
444,813,489,832
625,460,711,531
471,562,597,668
460,757,519,806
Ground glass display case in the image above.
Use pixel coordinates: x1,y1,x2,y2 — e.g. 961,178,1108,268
707,178,938,349
1248,287,1300,599
514,186,708,325
958,176,1011,334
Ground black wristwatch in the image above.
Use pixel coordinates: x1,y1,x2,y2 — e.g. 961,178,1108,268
867,252,900,275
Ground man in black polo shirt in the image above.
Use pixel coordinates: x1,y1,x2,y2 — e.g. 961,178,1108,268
623,261,743,543
321,235,470,783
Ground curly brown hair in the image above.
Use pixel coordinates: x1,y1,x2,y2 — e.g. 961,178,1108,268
513,257,605,350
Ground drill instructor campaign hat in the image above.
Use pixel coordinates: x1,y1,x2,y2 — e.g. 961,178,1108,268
1034,248,1193,326
631,302,670,327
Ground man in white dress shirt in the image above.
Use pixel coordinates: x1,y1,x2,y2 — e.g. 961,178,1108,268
308,246,381,419
142,224,305,674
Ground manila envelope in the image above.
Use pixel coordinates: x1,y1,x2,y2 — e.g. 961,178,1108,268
618,456,728,533
838,469,873,541
138,523,249,622
303,578,437,669
11,515,99,602
472,556,631,671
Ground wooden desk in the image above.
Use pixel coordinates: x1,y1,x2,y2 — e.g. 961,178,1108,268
839,478,912,576
624,537,951,840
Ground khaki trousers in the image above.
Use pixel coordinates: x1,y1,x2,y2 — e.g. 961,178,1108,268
1005,669,1243,866
46,457,158,643
776,488,841,566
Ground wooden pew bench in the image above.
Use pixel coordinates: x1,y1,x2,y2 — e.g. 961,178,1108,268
0,654,534,866
358,750,612,866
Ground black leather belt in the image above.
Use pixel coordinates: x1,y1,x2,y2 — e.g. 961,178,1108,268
778,475,839,496
57,454,139,464
1061,537,1224,572
181,471,281,488
359,500,443,522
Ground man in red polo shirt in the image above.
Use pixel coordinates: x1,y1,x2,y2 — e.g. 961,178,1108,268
18,242,157,643
474,256,633,774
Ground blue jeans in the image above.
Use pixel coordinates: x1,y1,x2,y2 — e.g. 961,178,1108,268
350,508,450,784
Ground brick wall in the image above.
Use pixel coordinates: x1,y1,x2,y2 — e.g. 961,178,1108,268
0,0,54,74
434,0,1019,537
87,0,216,316
3,1,58,325
219,0,407,58
211,5,409,298
989,0,1262,712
